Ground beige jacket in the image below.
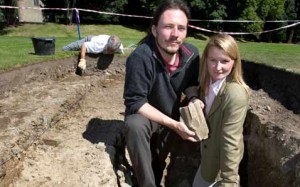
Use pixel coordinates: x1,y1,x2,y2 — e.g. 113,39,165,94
200,78,249,187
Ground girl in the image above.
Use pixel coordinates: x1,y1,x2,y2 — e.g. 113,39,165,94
193,34,250,186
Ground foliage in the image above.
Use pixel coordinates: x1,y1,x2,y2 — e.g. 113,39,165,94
41,0,68,23
0,0,299,43
284,0,300,43
121,0,158,28
125,0,158,17
41,0,128,24
76,0,128,23
256,0,286,42
257,0,285,19
237,0,263,38
0,0,18,25
65,0,77,25
190,0,227,31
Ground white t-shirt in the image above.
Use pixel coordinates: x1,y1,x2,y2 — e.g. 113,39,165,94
83,35,124,54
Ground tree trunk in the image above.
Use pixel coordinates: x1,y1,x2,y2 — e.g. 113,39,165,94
3,0,18,26
287,28,294,43
65,0,77,25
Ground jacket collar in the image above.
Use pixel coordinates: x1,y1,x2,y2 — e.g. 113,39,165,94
205,77,233,118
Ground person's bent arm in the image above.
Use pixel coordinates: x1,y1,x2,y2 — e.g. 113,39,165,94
185,86,199,100
80,44,87,59
185,86,205,110
138,103,197,142
77,44,88,70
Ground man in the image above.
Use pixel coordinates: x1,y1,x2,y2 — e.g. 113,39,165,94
123,0,202,186
62,35,124,71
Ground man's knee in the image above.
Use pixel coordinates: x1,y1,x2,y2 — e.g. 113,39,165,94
124,114,150,136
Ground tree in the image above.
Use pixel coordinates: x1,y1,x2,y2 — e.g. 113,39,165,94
64,0,76,25
237,0,263,40
190,0,227,32
41,0,66,23
42,0,78,24
295,0,300,43
41,0,128,24
284,0,300,43
0,0,18,25
76,0,128,23
121,0,157,28
257,0,286,42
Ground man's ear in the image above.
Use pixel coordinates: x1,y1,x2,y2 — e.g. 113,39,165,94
151,25,157,37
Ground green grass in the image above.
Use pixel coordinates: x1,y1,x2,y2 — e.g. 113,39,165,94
239,42,300,73
0,23,148,71
0,23,299,73
0,36,77,70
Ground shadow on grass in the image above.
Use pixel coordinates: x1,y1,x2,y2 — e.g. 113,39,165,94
0,23,9,35
0,22,25,35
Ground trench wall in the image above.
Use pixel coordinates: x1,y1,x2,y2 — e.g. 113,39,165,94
242,61,300,114
241,61,300,187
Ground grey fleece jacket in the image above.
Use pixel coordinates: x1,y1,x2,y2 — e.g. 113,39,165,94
123,37,200,119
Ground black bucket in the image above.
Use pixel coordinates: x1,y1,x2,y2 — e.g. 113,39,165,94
32,37,56,55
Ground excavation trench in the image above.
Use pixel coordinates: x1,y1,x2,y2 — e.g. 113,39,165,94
0,55,299,187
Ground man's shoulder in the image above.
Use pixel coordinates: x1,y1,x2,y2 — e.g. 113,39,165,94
130,42,153,57
183,42,197,48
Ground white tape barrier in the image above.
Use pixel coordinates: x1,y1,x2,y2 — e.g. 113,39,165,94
189,19,300,23
0,5,299,35
188,22,300,35
0,6,152,19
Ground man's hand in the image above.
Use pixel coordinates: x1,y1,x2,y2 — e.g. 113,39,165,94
78,58,86,70
137,103,198,142
189,98,205,109
173,121,198,142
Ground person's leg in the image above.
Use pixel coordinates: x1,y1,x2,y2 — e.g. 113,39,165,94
193,165,216,187
124,114,159,187
62,35,94,51
151,126,178,186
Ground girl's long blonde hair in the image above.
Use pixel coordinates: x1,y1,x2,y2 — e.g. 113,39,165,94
199,34,249,95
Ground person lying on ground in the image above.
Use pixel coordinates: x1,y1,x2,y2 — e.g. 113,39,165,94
62,35,124,71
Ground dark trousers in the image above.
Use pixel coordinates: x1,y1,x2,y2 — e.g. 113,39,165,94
124,114,178,187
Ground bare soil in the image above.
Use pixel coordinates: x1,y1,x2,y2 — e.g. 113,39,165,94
0,55,299,187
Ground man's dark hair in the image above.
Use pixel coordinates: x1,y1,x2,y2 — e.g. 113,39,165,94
138,0,190,45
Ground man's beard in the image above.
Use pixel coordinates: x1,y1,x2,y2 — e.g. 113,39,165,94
156,38,180,56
